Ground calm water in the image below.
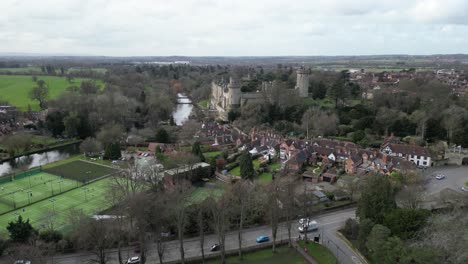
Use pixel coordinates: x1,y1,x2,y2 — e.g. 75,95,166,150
0,144,79,176
172,93,193,126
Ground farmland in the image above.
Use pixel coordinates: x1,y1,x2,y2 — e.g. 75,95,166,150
0,75,103,110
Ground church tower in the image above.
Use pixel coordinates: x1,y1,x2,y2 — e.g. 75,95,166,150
295,68,310,98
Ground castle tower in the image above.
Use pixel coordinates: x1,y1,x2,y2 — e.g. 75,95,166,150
227,76,241,110
295,68,310,98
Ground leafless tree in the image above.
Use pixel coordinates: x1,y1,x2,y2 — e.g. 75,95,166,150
230,180,253,259
266,179,281,252
208,194,230,264
278,175,298,247
167,180,193,264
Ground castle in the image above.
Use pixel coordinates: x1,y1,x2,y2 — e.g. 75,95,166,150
211,69,310,120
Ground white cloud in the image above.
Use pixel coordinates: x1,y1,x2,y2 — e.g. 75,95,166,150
0,0,467,56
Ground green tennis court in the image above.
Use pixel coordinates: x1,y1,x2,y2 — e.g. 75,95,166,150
0,172,80,214
0,177,113,231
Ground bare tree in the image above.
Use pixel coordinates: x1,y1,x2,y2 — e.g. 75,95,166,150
167,180,193,264
266,179,281,252
230,180,253,259
208,194,230,264
278,175,298,247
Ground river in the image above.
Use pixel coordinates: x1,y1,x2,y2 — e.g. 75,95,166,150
172,93,193,126
0,144,80,176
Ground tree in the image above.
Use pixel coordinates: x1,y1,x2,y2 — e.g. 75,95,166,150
441,105,467,144
72,218,114,264
301,107,338,138
96,123,123,147
191,141,205,162
278,175,297,247
80,137,103,157
229,180,253,258
208,194,230,264
366,224,391,262
328,70,349,108
178,120,200,144
383,208,430,240
7,216,35,243
311,80,327,100
46,111,66,137
410,110,428,139
103,142,121,160
155,128,170,143
2,133,32,157
357,174,396,224
357,218,374,254
239,150,255,180
80,80,99,94
29,79,49,109
63,112,81,138
266,179,281,252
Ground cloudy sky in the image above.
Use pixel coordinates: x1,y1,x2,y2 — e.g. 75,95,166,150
1,0,468,56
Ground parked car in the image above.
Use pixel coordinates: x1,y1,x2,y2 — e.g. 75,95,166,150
210,244,221,251
256,235,270,243
435,174,445,180
298,220,318,233
14,261,31,264
127,256,140,264
461,186,468,192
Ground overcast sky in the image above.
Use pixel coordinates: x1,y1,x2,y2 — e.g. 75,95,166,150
1,0,468,56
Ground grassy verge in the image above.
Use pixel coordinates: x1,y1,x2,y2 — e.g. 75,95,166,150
204,151,222,158
206,246,307,264
298,241,337,264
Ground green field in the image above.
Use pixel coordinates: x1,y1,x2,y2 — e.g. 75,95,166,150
0,177,113,231
0,75,102,110
229,160,280,184
206,246,307,264
298,241,337,264
0,172,80,214
43,160,117,183
190,181,225,204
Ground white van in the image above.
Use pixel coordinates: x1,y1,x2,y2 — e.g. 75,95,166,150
298,220,318,233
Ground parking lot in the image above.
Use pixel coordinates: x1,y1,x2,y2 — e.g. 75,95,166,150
423,166,468,196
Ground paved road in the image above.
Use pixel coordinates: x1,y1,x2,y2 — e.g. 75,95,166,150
48,208,364,264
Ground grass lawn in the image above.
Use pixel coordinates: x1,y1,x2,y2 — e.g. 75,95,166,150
0,75,103,110
198,99,210,109
0,172,80,214
268,163,281,170
206,246,307,264
298,241,337,264
258,172,273,183
43,160,117,183
190,181,225,204
204,151,222,158
0,177,113,232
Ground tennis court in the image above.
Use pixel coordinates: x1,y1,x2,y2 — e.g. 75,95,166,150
43,160,117,183
0,172,80,214
0,177,112,231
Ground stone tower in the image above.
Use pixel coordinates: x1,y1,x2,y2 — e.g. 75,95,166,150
295,68,310,98
227,76,241,110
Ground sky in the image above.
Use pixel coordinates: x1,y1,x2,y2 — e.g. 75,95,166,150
1,0,468,56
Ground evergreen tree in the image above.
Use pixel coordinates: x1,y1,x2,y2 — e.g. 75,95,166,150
357,174,396,224
155,128,170,143
191,141,205,162
239,150,255,180
7,216,35,243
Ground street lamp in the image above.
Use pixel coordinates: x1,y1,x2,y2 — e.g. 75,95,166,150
27,191,32,204
11,192,16,209
50,180,54,195
58,180,63,193
83,187,89,202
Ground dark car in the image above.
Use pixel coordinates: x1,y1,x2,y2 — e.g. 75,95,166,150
210,244,221,251
256,235,269,243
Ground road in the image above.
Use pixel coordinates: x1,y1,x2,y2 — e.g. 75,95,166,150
48,208,365,264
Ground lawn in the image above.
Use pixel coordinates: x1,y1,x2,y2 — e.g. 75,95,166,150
0,172,80,214
298,241,337,264
0,75,103,110
190,181,225,204
0,177,113,232
206,246,307,264
204,151,222,158
198,99,210,109
43,160,117,183
229,160,279,184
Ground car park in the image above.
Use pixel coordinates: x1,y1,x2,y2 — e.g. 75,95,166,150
256,235,269,243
